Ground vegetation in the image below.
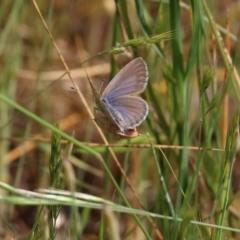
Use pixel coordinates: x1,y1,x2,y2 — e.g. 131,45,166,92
0,0,240,239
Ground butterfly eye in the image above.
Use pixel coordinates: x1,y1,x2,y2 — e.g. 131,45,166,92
102,98,107,103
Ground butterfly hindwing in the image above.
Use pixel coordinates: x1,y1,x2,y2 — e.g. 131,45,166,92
103,95,149,130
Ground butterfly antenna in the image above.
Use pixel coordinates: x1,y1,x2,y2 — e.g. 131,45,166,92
99,78,105,93
70,86,92,95
83,66,98,102
83,66,91,83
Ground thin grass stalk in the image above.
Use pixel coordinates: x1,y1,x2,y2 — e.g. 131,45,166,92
116,0,134,40
201,0,233,78
185,63,211,224
147,81,170,139
221,15,230,148
0,0,11,24
178,0,205,217
27,207,45,240
99,213,105,240
198,66,216,146
118,148,130,205
48,124,63,239
104,207,121,240
0,14,23,229
9,163,28,224
80,208,91,234
217,113,239,239
0,41,22,156
134,0,166,62
150,139,175,217
110,14,120,80
116,0,138,58
169,0,187,217
101,145,111,239
36,1,54,71
9,125,31,218
216,18,231,240
0,0,24,54
185,0,203,76
49,124,62,188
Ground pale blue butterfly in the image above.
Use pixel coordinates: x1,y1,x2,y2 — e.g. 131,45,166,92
87,57,149,137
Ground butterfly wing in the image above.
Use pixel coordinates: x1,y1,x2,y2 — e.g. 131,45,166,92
101,57,148,101
87,58,149,135
103,95,149,130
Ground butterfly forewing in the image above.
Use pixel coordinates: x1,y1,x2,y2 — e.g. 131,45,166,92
101,57,148,101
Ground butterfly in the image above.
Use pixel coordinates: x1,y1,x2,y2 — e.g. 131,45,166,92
87,57,149,138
